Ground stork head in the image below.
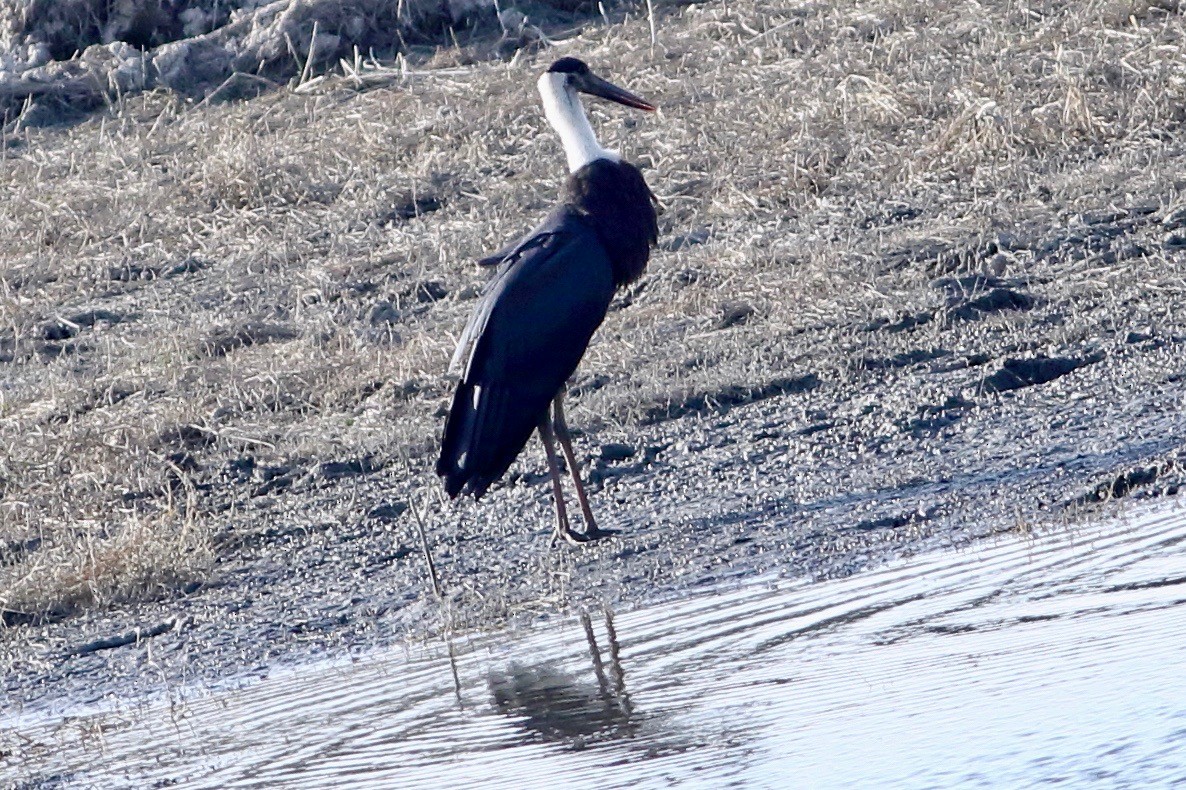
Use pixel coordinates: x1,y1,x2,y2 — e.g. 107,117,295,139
537,58,655,172
543,58,656,112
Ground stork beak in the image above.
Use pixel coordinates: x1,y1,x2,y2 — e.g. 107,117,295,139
576,73,657,112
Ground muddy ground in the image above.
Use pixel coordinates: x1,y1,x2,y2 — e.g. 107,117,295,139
2,0,1186,730
5,227,1185,717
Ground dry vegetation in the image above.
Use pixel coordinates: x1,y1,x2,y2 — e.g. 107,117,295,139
2,0,1186,625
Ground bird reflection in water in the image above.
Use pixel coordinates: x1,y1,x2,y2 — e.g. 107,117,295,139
488,609,638,748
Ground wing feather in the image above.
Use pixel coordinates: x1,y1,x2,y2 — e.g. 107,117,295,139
437,211,616,498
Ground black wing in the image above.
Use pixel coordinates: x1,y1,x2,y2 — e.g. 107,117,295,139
437,209,616,499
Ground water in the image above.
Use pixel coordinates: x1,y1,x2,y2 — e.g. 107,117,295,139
5,504,1186,788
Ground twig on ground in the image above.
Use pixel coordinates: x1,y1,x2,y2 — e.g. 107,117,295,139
63,617,190,659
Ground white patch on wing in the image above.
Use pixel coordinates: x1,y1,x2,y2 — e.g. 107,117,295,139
449,335,472,375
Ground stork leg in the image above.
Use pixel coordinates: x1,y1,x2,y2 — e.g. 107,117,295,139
538,415,586,546
553,393,615,540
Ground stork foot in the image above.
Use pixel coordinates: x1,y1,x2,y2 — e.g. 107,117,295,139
552,525,618,546
558,527,592,546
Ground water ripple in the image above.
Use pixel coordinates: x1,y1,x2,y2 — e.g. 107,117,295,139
5,504,1186,788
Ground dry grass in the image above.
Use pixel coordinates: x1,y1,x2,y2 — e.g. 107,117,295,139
2,0,1186,623
0,513,209,622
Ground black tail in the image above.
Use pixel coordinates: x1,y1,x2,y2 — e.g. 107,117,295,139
436,381,548,499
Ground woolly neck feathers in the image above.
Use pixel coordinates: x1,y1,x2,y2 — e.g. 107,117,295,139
537,72,620,173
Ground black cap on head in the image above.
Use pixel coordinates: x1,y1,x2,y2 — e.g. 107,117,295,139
543,56,657,112
547,57,590,75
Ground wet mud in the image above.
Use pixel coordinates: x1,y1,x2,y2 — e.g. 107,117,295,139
3,264,1185,716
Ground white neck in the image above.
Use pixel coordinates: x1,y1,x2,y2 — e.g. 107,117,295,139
537,72,619,173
